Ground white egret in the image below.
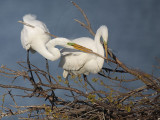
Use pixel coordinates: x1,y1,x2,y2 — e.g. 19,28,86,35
21,14,51,85
21,14,51,58
21,15,108,78
43,25,108,77
21,15,108,96
20,14,57,102
45,25,108,97
59,25,108,78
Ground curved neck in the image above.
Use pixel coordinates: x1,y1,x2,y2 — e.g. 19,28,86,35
94,27,105,68
32,38,73,61
94,29,104,56
95,29,102,46
47,38,73,48
37,38,73,61
31,42,60,61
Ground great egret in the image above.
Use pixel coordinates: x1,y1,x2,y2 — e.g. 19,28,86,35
59,25,108,78
46,25,108,97
21,14,51,58
20,14,57,103
21,14,52,84
44,25,108,76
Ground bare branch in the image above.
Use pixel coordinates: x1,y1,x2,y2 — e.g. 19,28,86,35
71,1,95,36
18,21,57,38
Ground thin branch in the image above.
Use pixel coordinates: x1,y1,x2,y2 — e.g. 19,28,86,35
119,86,148,103
18,21,57,38
98,72,138,82
102,67,127,73
71,1,95,36
0,84,33,91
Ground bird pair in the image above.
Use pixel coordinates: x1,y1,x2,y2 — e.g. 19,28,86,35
20,14,108,79
20,14,109,99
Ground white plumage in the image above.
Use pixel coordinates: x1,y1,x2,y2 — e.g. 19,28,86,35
21,15,108,78
21,14,76,62
21,14,51,54
54,25,108,78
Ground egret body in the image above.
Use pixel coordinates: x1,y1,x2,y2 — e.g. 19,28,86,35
57,25,108,78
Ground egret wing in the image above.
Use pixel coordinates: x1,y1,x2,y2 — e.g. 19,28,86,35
59,48,88,71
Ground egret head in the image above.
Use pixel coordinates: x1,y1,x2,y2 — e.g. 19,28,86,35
100,25,108,43
23,14,37,22
98,25,108,59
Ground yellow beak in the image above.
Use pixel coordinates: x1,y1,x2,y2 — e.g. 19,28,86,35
103,41,108,61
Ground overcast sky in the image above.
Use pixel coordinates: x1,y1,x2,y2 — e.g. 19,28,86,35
0,0,160,118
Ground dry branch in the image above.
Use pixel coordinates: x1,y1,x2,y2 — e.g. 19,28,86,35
18,21,57,38
0,1,159,120
72,1,160,92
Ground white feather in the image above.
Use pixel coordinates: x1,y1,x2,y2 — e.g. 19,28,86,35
58,25,108,78
21,14,51,54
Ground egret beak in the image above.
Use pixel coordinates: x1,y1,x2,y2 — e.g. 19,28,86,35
67,42,93,53
103,41,108,62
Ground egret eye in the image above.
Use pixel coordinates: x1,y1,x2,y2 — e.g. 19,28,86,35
100,36,104,45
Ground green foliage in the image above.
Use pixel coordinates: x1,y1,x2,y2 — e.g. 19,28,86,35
57,75,62,82
106,90,113,103
44,104,69,119
92,78,98,82
87,94,96,103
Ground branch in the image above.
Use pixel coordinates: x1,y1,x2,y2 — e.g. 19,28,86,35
72,1,160,92
18,21,57,38
119,85,148,103
71,1,95,36
0,84,33,91
102,67,127,73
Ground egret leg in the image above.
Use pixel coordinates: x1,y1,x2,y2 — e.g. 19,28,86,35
27,50,36,86
45,59,52,82
45,59,57,107
83,74,102,98
66,75,76,100
27,50,43,96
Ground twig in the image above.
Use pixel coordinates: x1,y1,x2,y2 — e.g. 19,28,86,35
83,74,102,98
98,72,138,82
102,67,127,73
119,86,148,103
18,21,57,38
18,21,34,28
71,1,95,36
0,84,33,91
